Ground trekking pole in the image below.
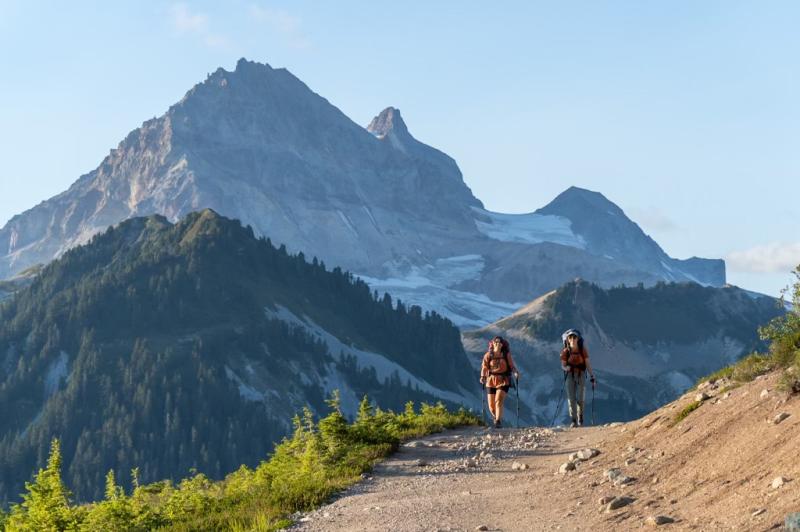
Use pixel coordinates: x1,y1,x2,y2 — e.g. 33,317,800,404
550,371,568,427
515,374,520,428
591,377,596,426
480,381,487,426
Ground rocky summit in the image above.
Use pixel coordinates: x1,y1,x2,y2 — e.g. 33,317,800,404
1,59,725,327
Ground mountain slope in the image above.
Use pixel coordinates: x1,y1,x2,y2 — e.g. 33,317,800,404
0,59,724,327
0,210,475,503
0,59,482,283
535,187,725,285
291,370,800,531
462,279,785,424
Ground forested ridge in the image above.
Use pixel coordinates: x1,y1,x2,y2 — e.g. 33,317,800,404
505,279,784,346
0,209,473,504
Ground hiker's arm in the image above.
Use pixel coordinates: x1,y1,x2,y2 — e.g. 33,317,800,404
560,350,569,372
480,354,489,383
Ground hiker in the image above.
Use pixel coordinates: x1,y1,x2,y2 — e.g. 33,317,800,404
560,329,595,427
480,336,520,428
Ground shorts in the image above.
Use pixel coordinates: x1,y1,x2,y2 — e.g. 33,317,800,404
486,385,510,395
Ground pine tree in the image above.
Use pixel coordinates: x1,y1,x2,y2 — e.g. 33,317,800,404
6,439,77,531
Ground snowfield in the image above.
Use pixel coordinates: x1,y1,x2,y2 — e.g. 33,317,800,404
472,207,586,249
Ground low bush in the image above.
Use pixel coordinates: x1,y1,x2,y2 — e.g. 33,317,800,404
3,393,478,531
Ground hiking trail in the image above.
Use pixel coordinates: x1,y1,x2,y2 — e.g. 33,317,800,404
288,371,800,531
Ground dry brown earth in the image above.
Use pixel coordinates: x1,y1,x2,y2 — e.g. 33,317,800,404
289,371,800,531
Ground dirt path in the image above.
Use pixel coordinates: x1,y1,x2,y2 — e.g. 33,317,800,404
287,371,800,531
288,424,614,532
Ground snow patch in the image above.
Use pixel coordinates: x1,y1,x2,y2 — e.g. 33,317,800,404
359,254,523,328
336,210,359,239
44,351,69,398
358,273,520,328
472,207,586,249
264,305,466,404
225,366,265,402
362,206,380,231
2,344,17,375
680,271,711,287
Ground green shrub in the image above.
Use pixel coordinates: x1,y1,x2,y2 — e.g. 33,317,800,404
698,365,733,385
4,393,477,531
696,266,800,394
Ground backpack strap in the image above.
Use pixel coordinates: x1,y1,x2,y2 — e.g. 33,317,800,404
488,351,512,376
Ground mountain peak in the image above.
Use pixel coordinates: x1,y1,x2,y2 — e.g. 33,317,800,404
367,107,410,139
538,186,623,215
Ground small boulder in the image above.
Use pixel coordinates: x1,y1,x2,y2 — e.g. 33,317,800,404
475,526,489,531
604,468,622,481
645,515,675,526
625,458,636,466
773,412,790,425
605,497,634,512
695,392,710,402
578,448,600,460
598,495,615,505
613,475,635,486
771,476,788,489
511,462,522,471
760,389,770,399
559,462,576,474
415,459,429,467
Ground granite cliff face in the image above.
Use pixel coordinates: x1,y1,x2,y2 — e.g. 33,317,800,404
0,59,725,326
0,59,482,280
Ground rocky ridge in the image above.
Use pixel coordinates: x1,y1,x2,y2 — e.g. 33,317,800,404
1,59,725,327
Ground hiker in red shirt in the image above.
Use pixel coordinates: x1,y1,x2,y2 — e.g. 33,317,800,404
560,329,596,427
480,336,520,428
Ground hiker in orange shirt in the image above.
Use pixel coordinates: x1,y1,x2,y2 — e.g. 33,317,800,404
480,336,520,428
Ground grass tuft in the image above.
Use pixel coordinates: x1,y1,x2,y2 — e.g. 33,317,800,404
670,400,702,427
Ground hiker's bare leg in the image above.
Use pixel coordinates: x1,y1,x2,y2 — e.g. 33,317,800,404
495,389,507,421
487,392,497,420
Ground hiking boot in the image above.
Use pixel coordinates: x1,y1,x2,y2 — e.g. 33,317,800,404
579,413,584,426
569,419,577,428
494,419,502,429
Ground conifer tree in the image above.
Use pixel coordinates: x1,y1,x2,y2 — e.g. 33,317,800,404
6,439,77,531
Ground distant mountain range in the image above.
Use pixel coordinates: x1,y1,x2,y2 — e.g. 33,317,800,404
0,210,474,504
463,279,784,425
0,58,724,327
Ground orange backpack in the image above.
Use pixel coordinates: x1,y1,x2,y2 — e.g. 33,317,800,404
488,351,511,376
563,347,586,371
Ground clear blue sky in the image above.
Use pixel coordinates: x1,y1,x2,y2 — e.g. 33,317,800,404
1,1,798,296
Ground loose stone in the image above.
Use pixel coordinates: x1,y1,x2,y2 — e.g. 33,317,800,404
645,515,675,526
